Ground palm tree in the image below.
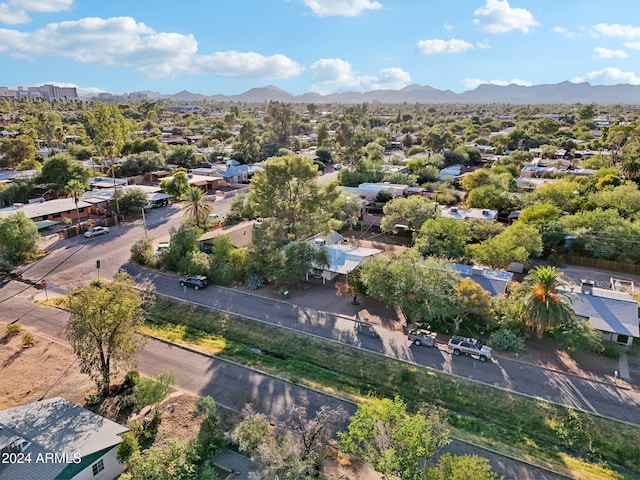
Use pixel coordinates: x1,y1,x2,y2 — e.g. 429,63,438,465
183,186,212,228
522,266,575,339
64,179,86,224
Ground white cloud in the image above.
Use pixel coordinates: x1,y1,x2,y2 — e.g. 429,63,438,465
11,0,73,12
476,39,490,49
589,23,640,40
0,0,72,24
625,41,640,51
310,58,410,93
463,77,532,90
0,3,29,23
416,38,474,55
594,47,627,59
193,51,304,79
444,22,453,31
552,26,579,39
0,16,304,79
573,67,640,85
473,0,539,34
303,0,381,17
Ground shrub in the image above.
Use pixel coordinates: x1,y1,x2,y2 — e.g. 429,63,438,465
552,320,603,354
21,331,34,347
123,370,140,390
5,324,21,336
488,329,526,353
601,341,620,359
245,273,266,290
130,237,157,268
116,431,140,463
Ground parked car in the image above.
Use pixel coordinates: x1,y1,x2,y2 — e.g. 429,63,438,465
156,242,170,255
179,275,209,290
333,163,343,170
84,226,109,238
407,328,437,347
447,336,492,362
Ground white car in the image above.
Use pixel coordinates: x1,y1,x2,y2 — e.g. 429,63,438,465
156,242,170,255
84,226,110,238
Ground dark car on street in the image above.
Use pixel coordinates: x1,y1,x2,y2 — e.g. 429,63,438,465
179,275,209,290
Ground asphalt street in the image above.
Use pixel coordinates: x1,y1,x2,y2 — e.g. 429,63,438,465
0,290,568,480
129,264,640,427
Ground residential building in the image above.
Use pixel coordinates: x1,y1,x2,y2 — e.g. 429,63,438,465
0,397,127,480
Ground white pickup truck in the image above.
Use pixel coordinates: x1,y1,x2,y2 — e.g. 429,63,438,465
447,336,492,362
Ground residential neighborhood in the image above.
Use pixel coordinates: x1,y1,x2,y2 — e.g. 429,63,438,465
1,91,639,480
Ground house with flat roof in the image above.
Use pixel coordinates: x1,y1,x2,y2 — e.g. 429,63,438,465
0,197,92,223
438,205,498,221
308,234,382,283
0,397,127,480
198,221,256,250
453,264,514,296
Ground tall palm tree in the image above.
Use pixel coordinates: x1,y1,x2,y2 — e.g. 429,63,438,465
522,266,575,339
183,186,212,228
64,179,86,224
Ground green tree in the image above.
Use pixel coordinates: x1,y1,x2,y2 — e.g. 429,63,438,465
250,155,343,240
62,272,152,397
196,396,225,458
119,438,200,480
183,187,212,228
465,185,510,210
576,104,596,121
521,266,575,340
415,217,471,259
0,211,40,264
161,225,200,272
361,251,460,328
160,168,190,200
236,118,261,162
0,135,37,168
36,110,63,155
110,188,149,216
339,396,450,480
427,453,503,480
469,222,542,269
167,145,198,168
39,153,91,194
273,241,330,286
454,278,495,332
336,266,367,305
589,182,640,218
380,196,438,234
266,101,298,147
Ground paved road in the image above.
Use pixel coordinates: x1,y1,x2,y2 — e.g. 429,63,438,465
0,293,568,480
128,265,640,427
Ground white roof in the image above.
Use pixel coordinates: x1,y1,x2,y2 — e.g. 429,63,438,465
320,244,382,275
0,198,92,220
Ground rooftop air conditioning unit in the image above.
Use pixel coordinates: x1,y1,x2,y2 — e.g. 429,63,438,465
450,207,458,213
313,238,325,245
472,266,484,276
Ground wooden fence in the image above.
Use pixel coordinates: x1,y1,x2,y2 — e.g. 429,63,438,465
563,255,640,276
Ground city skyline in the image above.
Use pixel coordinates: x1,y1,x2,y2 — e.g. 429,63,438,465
0,0,639,96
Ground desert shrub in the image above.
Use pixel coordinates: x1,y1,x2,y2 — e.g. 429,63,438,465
488,329,526,353
123,370,140,390
5,324,21,336
21,331,34,347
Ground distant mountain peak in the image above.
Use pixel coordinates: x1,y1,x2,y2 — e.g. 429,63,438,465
105,81,640,105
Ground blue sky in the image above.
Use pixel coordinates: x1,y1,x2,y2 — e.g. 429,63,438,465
1,0,639,96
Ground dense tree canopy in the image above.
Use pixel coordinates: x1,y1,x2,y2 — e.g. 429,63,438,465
250,155,344,240
339,396,450,480
0,211,40,264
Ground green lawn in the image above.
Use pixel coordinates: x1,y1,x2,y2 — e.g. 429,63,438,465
145,298,640,480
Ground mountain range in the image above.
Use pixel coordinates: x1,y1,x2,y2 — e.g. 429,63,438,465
125,82,640,105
